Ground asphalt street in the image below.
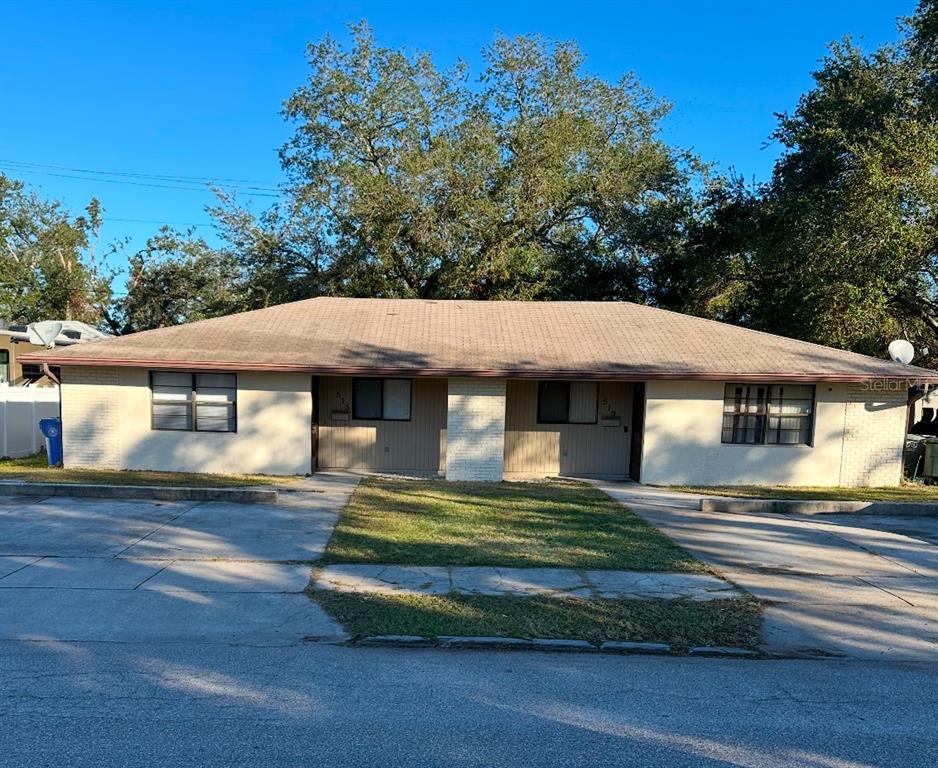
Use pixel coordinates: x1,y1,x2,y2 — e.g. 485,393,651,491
1,640,935,768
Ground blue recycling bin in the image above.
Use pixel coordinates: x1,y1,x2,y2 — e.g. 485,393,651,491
38,417,63,466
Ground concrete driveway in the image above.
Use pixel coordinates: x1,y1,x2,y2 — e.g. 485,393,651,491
0,473,359,644
596,482,938,661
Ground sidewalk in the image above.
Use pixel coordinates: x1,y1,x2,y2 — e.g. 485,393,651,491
314,563,743,601
590,479,938,660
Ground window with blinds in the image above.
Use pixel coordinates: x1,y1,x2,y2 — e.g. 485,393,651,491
722,383,814,446
351,378,412,421
150,372,237,433
536,381,598,424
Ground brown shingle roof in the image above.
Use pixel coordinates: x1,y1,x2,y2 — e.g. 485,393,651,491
20,297,937,381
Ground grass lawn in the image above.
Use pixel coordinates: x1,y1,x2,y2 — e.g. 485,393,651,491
0,453,301,487
320,477,704,571
313,591,762,651
315,477,757,648
667,483,938,502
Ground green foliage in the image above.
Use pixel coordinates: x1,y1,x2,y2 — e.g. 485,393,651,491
673,1,938,364
275,23,698,300
107,227,244,334
10,10,938,363
206,191,331,308
123,25,698,325
0,174,111,325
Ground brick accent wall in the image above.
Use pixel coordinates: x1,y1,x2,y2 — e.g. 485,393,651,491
60,366,122,469
839,382,908,487
445,378,506,481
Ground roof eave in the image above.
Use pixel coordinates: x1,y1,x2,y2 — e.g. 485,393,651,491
17,353,933,383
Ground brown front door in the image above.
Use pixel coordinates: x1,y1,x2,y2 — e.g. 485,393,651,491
629,382,645,481
311,376,320,473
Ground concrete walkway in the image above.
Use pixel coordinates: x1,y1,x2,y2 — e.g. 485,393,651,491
592,480,938,660
0,472,361,644
314,563,743,600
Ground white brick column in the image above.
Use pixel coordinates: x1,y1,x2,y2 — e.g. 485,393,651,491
445,378,506,481
838,381,908,487
60,366,122,469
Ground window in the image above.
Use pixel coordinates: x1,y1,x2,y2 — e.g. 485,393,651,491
537,381,598,424
194,373,238,432
151,372,237,432
0,350,8,384
352,378,412,421
21,364,48,383
722,383,814,446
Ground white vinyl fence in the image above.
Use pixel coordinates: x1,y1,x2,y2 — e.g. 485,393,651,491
0,386,59,458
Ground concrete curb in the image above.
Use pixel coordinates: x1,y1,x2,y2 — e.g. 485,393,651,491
438,635,534,650
700,497,938,516
688,645,760,657
356,634,434,647
600,641,671,654
348,635,762,658
0,481,279,504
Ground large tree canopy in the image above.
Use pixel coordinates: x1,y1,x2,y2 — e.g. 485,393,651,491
0,173,111,325
668,0,938,364
267,24,698,302
10,5,936,370
105,227,243,335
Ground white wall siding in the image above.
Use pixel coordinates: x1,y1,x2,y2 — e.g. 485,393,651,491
59,366,910,488
445,378,506,481
640,380,907,487
61,367,121,468
838,382,907,486
61,367,312,475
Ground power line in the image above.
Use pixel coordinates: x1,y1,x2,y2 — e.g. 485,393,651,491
0,167,282,197
0,162,283,197
0,159,282,189
106,217,215,227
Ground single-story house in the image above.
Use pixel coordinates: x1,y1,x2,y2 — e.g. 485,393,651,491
0,320,109,386
19,298,936,486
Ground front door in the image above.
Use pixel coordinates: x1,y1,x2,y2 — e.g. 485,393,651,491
311,376,320,473
628,382,645,481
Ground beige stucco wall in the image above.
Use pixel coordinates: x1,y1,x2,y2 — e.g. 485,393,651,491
503,380,633,477
59,366,909,487
0,334,55,386
61,366,312,475
317,376,447,473
640,380,907,487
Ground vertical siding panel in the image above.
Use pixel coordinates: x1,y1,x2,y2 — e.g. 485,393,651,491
504,380,633,477
317,376,445,473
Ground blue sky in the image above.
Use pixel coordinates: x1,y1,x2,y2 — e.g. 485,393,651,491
0,0,913,287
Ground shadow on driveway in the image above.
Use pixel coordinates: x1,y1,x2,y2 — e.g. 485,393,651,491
0,473,361,644
594,481,938,661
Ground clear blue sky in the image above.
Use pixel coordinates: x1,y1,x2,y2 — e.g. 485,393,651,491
1,0,913,289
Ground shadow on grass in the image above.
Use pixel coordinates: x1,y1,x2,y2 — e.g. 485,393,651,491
312,590,762,651
320,477,704,571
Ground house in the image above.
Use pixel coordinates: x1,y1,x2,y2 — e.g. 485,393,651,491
0,321,110,386
18,298,936,486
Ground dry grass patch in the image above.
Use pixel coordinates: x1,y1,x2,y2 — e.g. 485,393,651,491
0,453,301,488
668,483,938,502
